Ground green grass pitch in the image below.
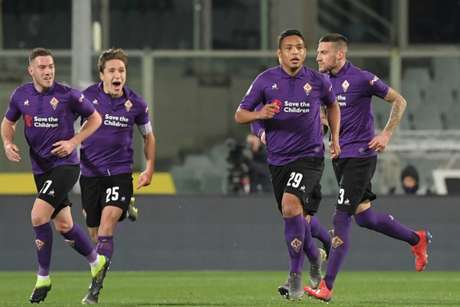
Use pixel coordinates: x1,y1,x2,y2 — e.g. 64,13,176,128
0,271,458,306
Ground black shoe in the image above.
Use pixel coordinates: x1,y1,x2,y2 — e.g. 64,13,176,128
29,284,52,303
277,282,289,298
82,257,111,304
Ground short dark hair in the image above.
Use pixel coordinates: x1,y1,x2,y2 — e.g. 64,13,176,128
97,48,128,73
278,29,305,48
29,48,54,64
319,33,349,46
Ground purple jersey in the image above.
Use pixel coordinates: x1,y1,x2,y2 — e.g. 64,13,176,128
239,66,336,166
328,62,390,158
80,83,150,177
4,82,96,175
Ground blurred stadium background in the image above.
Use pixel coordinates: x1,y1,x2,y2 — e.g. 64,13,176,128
0,1,459,304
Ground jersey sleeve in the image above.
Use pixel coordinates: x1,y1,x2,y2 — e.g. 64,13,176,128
69,89,96,118
250,104,265,136
320,75,336,106
134,98,150,126
239,75,265,111
362,70,390,99
4,90,22,122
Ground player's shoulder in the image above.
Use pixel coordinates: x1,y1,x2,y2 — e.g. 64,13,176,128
10,83,33,100
82,83,100,96
125,86,148,107
347,62,376,82
53,81,76,94
255,66,281,82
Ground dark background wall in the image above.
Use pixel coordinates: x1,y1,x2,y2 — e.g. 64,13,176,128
0,195,458,271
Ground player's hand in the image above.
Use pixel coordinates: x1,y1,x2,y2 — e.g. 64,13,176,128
136,169,153,189
257,102,280,119
4,143,21,162
329,138,341,159
51,139,77,157
368,131,391,152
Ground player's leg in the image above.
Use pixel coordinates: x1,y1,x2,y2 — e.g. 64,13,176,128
305,158,362,301
308,183,331,254
96,205,123,258
53,207,100,264
354,201,430,271
83,174,132,304
29,166,81,303
29,198,54,303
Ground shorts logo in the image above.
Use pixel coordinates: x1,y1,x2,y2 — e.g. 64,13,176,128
342,80,350,92
332,235,344,248
35,239,45,250
303,82,312,95
50,97,59,110
64,239,75,248
124,100,133,112
290,238,303,253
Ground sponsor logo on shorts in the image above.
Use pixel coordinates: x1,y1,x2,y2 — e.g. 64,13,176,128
332,235,344,248
290,238,303,253
64,239,75,248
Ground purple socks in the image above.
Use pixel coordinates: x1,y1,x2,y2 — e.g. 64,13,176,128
61,224,97,262
96,236,114,259
33,223,53,276
310,216,332,255
284,215,305,273
354,208,419,245
324,210,352,290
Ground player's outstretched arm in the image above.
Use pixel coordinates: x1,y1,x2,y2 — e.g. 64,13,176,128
51,111,102,157
137,132,155,189
368,88,407,152
326,102,341,158
1,117,21,162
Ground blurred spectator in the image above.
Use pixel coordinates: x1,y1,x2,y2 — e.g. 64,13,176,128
246,134,272,193
400,165,428,195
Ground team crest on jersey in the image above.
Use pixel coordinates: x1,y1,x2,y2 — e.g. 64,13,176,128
49,97,59,110
370,75,379,85
272,83,279,90
303,82,312,95
342,80,350,92
24,99,29,106
92,99,98,105
124,100,133,112
35,239,45,250
290,238,303,253
79,94,85,103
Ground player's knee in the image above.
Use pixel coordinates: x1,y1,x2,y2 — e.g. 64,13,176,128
281,194,302,217
54,220,73,233
31,214,49,227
